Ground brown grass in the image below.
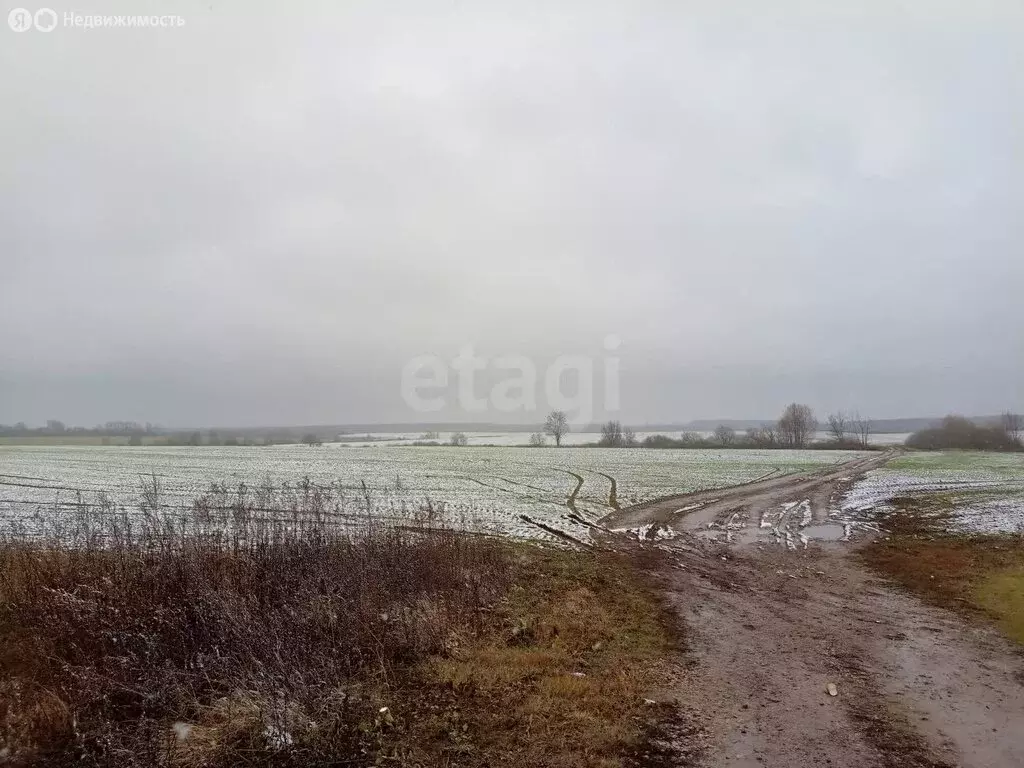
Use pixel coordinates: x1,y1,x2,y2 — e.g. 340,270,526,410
861,495,1024,644
0,481,679,766
397,547,678,767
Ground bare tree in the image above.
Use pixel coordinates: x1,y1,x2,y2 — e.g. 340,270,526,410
714,424,736,446
746,425,778,448
777,403,817,448
449,432,469,446
599,420,624,447
623,426,637,447
826,412,848,443
1001,411,1023,444
851,411,872,448
544,410,570,447
528,432,547,447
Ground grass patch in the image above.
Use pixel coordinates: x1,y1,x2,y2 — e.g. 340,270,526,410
400,547,677,767
886,450,1024,477
0,485,678,766
973,568,1024,643
862,495,1024,644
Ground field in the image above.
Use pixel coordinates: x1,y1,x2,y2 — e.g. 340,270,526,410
5,444,1024,765
0,430,914,447
0,443,697,766
0,496,679,766
850,452,1024,649
842,450,1024,533
1,444,867,541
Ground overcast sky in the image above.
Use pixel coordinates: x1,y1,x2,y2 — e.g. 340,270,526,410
2,1,1022,427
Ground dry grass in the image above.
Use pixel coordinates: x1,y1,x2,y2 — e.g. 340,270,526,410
861,495,1024,644
0,481,679,766
397,547,677,767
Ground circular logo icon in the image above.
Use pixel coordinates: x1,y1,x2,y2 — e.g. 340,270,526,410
8,8,33,31
34,8,57,32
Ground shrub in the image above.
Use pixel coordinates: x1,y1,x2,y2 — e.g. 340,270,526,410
641,434,681,449
0,484,508,766
906,415,1023,451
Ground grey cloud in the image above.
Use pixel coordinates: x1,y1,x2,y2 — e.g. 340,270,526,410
1,0,1022,426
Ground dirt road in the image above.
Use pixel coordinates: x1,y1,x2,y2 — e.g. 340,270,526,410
604,454,1024,768
601,450,897,545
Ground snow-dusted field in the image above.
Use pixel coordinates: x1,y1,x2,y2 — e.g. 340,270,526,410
336,430,912,447
841,451,1024,533
334,430,681,447
0,444,866,540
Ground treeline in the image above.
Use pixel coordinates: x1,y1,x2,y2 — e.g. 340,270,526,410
537,404,875,450
0,420,336,446
0,420,160,437
153,430,330,447
906,413,1023,452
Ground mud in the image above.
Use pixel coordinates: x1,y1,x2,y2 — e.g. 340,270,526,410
609,453,1024,767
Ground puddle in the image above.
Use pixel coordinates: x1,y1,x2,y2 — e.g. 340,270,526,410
799,523,845,541
692,522,849,547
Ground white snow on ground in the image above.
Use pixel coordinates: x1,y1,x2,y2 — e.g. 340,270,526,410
840,474,1010,512
0,445,867,543
955,499,1024,535
628,524,679,541
795,499,812,527
838,452,1024,534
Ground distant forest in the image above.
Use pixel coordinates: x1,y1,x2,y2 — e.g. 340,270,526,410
0,415,1015,446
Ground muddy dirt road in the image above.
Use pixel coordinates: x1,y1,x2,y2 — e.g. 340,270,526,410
605,454,1024,768
601,450,897,545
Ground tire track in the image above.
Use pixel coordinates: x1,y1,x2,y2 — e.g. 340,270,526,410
552,469,585,513
594,471,621,510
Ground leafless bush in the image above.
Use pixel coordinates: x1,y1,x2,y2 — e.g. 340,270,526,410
1001,411,1023,445
851,411,872,448
713,424,736,446
743,425,772,447
826,411,847,442
598,420,637,447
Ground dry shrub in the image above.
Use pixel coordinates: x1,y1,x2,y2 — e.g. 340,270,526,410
0,481,510,766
